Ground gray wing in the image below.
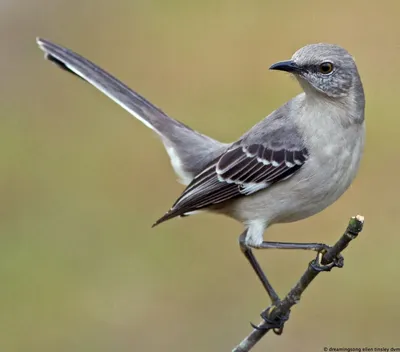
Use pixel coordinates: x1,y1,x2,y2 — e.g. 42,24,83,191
153,122,309,226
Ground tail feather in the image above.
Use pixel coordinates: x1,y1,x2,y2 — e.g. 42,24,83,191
36,37,181,135
36,38,227,183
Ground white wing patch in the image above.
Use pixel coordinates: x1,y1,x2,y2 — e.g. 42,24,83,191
239,182,270,195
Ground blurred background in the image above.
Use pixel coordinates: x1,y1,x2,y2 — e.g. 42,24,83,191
0,0,399,350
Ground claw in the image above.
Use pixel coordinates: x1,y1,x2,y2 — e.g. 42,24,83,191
250,321,268,331
310,250,344,272
273,326,284,335
259,306,290,334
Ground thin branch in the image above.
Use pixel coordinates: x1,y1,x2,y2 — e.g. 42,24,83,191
232,215,365,352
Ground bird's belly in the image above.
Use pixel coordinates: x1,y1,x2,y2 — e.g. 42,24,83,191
235,170,351,224
275,167,351,223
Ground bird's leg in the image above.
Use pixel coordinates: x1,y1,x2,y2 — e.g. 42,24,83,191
239,232,290,331
238,232,280,305
257,241,344,271
258,241,328,251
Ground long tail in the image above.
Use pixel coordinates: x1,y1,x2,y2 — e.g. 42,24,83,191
36,38,227,184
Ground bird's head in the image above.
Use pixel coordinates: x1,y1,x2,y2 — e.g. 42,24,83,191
270,43,361,99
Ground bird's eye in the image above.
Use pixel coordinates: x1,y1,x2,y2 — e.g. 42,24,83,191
319,62,334,74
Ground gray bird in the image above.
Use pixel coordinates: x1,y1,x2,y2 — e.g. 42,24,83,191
36,38,365,325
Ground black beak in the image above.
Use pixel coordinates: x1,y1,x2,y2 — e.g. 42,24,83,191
269,60,301,73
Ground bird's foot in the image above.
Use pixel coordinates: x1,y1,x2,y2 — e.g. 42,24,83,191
251,305,290,335
310,248,344,272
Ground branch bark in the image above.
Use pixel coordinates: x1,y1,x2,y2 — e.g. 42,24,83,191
232,215,365,352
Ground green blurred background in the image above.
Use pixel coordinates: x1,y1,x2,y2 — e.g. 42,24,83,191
1,0,399,350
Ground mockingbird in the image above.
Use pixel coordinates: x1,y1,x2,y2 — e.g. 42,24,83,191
36,38,365,325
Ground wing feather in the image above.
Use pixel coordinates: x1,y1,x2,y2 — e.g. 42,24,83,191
153,142,309,226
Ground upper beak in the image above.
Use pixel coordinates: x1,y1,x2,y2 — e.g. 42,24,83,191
269,60,301,73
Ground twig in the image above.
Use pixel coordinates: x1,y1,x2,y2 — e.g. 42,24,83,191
232,215,365,352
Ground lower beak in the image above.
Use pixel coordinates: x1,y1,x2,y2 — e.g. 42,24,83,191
269,60,301,73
